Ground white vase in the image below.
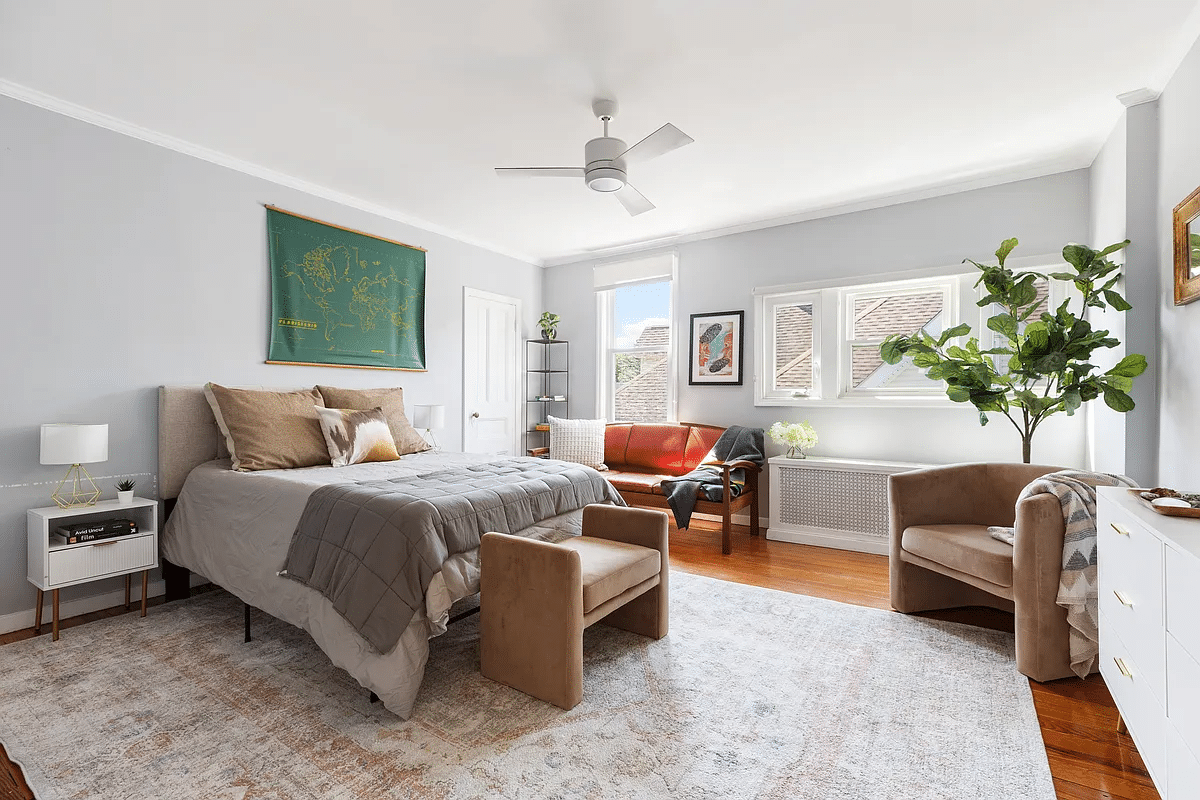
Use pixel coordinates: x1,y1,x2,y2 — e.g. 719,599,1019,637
117,490,134,504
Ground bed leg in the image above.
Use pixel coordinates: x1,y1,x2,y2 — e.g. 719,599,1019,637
369,691,379,704
244,603,252,643
162,558,191,603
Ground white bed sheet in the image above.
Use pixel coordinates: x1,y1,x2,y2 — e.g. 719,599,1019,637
161,451,585,718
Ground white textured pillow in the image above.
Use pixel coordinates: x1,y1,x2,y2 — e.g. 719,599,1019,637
548,416,607,470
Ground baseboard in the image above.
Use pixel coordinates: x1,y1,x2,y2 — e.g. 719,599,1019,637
0,573,210,635
765,526,888,555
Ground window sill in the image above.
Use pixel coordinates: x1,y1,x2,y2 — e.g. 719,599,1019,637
755,395,958,409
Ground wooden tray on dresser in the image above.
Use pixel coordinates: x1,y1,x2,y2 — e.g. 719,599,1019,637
1129,488,1200,519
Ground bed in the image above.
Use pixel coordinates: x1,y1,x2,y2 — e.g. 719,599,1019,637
157,385,621,718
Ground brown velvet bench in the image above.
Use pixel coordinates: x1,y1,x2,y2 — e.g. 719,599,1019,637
479,504,669,710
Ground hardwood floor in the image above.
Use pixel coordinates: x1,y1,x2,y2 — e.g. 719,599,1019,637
0,520,1157,800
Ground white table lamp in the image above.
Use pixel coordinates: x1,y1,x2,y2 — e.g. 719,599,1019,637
41,423,109,508
412,404,445,451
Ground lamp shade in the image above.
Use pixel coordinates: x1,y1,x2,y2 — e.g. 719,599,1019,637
413,404,445,430
40,423,109,465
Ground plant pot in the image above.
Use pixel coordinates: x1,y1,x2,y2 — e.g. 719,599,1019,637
117,490,134,504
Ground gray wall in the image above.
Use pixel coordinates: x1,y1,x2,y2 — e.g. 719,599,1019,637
0,96,541,620
1156,32,1200,488
1086,118,1129,476
1123,100,1163,486
547,171,1093,468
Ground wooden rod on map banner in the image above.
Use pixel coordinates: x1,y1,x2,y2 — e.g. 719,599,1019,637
263,205,427,253
264,360,428,372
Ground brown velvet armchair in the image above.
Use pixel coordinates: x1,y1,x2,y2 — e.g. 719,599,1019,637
888,462,1084,682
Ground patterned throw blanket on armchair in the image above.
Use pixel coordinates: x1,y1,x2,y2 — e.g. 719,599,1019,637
988,470,1136,678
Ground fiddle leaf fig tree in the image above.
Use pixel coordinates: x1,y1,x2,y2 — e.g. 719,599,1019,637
879,238,1148,463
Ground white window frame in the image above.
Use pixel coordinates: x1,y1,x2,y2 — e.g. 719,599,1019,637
595,254,678,423
839,277,959,398
753,266,1001,407
754,289,823,404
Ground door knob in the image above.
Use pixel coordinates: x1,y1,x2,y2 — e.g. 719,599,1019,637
471,412,480,418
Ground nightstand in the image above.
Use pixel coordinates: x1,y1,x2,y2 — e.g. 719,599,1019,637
27,497,159,640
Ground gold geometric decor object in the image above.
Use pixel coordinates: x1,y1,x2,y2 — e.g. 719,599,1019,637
51,463,102,509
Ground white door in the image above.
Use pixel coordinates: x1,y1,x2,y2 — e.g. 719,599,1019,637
463,288,521,454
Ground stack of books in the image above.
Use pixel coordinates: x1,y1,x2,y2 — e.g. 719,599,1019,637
53,518,139,545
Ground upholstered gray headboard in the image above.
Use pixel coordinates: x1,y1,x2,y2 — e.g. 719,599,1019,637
158,386,226,499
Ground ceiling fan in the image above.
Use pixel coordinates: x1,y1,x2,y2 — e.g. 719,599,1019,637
495,99,694,216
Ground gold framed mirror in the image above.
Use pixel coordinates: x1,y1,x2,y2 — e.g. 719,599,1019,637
1174,184,1200,305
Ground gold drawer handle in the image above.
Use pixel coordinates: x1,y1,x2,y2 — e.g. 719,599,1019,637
1110,523,1131,537
91,540,119,547
1113,590,1134,608
1114,657,1133,679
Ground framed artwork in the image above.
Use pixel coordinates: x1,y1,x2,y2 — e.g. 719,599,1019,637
1174,184,1200,305
688,310,744,385
265,206,427,370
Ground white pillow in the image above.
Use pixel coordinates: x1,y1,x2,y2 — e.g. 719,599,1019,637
548,416,608,470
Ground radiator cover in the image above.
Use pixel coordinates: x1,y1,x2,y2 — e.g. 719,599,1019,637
767,456,930,554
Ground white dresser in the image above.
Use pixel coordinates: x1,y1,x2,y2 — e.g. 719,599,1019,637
1097,487,1200,798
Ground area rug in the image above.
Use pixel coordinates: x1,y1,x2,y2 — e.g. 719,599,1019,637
0,572,1053,800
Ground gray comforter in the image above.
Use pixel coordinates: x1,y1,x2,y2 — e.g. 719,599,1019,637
282,457,624,653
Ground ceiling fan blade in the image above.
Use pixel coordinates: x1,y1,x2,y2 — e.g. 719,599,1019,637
494,167,584,178
614,183,655,216
618,123,694,164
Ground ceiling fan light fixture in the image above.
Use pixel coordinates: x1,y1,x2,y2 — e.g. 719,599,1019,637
494,99,692,215
586,167,626,192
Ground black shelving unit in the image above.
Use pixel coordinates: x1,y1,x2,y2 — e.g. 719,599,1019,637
525,339,569,456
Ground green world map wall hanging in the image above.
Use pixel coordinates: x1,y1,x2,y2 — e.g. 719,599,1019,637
265,206,427,371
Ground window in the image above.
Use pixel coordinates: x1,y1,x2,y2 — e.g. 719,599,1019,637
596,254,676,422
756,291,821,402
843,285,950,395
754,272,973,405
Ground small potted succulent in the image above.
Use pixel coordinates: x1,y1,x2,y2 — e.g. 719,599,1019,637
116,479,136,504
768,421,818,459
538,311,560,340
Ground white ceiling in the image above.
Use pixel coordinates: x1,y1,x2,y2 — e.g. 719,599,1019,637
3,0,1199,266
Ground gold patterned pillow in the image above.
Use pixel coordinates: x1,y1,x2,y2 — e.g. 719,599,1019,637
314,406,401,467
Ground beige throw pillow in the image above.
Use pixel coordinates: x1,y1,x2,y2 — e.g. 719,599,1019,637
203,384,330,471
315,406,401,467
315,386,430,455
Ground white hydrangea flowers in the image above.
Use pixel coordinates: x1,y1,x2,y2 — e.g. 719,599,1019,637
767,421,818,458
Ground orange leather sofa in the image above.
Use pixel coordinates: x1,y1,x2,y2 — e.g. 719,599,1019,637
603,422,761,554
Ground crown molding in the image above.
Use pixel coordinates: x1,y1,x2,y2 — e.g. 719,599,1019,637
0,79,541,267
1117,88,1161,108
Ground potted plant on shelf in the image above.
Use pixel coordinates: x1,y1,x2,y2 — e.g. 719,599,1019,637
538,312,560,341
768,421,818,459
116,479,135,504
879,238,1148,463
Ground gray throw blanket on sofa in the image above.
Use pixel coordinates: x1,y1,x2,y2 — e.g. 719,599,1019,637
987,469,1136,678
661,426,765,530
282,458,625,653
